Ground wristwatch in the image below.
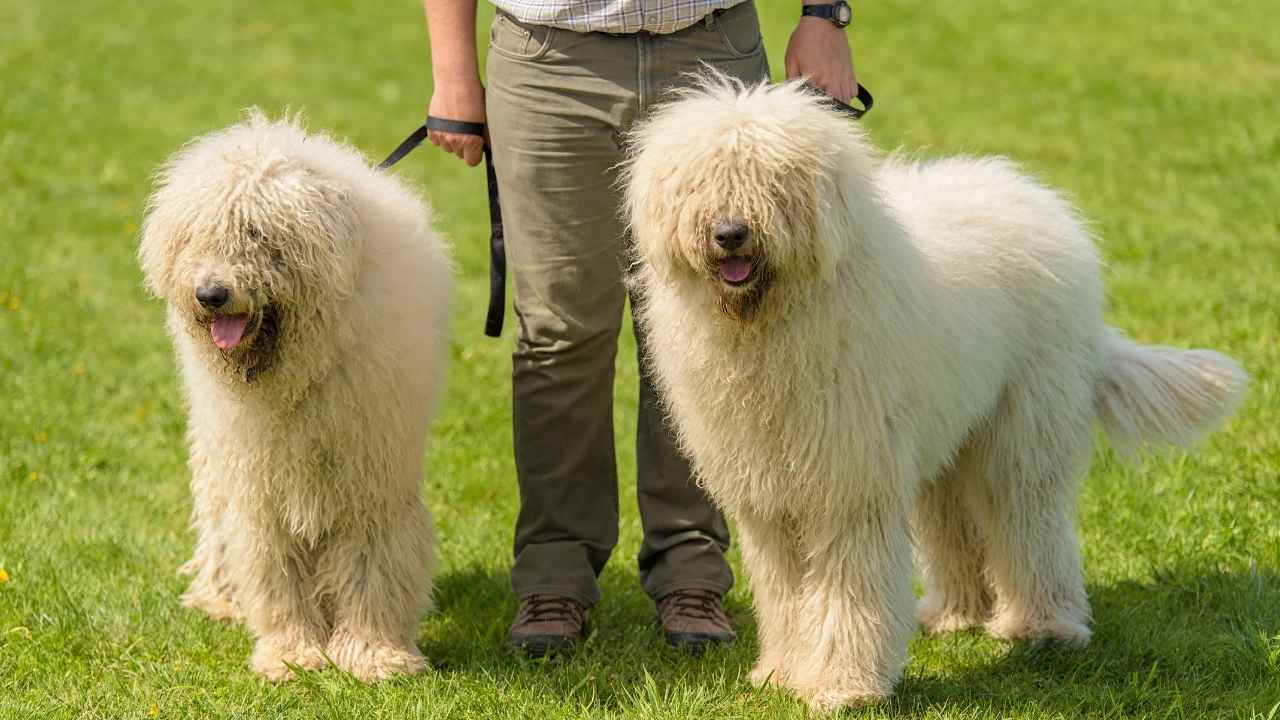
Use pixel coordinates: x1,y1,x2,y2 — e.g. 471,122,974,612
801,1,853,29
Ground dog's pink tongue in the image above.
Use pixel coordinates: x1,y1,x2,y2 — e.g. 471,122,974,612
718,257,753,283
211,314,249,351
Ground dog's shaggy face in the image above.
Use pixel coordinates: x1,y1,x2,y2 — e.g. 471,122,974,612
625,78,867,322
140,115,359,382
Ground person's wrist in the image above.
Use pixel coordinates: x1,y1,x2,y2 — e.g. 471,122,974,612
432,70,481,89
431,56,481,84
796,16,848,40
798,16,838,28
433,75,484,104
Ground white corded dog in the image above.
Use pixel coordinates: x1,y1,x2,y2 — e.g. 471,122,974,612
624,76,1247,711
140,113,451,682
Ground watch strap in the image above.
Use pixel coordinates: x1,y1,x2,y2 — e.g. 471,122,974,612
801,2,851,27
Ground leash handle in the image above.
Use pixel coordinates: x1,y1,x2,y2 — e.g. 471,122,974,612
378,117,507,338
825,83,874,120
377,116,489,170
424,117,486,138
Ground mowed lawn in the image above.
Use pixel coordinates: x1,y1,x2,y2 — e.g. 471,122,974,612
2,0,1278,717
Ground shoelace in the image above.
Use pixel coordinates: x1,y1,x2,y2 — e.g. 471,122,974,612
661,590,726,623
521,595,583,624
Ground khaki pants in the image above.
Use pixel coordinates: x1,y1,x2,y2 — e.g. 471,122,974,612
485,1,771,607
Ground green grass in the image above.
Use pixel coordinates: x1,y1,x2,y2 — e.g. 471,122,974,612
2,0,1278,717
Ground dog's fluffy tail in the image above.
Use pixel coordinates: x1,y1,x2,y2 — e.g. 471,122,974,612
1095,328,1247,455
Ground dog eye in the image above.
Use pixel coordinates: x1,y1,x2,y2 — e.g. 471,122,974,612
266,244,286,271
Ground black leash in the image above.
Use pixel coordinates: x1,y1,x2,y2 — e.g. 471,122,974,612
379,117,506,338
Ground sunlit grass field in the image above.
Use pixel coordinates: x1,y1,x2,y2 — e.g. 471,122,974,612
2,1,1277,717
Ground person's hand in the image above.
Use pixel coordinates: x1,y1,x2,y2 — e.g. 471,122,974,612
784,15,857,104
427,74,487,166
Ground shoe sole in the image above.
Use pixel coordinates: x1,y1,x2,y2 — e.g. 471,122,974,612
664,632,735,653
510,634,581,659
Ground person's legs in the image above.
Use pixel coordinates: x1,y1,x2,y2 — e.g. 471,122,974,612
486,15,641,609
486,3,772,647
633,0,772,603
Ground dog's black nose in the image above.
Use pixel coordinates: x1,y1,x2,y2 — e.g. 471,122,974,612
195,284,230,309
713,219,749,251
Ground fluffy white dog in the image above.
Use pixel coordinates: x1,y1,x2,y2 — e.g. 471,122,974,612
140,113,451,682
624,78,1247,711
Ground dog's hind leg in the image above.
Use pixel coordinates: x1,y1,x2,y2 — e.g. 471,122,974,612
786,498,916,712
912,440,993,634
321,501,435,683
976,371,1093,645
737,511,804,688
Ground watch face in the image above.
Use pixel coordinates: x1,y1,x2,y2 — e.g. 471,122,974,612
835,4,853,26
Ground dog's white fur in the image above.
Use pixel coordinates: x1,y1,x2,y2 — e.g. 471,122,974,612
624,78,1247,711
140,113,451,682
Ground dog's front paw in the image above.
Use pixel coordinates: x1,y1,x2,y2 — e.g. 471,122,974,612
798,685,891,714
748,657,787,688
917,596,986,634
327,631,427,683
787,667,894,714
181,585,239,622
249,638,328,682
985,607,1091,646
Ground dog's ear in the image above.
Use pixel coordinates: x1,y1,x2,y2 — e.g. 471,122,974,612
813,127,885,280
138,188,186,300
622,158,677,283
269,174,361,302
811,169,854,280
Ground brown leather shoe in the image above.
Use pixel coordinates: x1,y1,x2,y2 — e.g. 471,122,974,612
657,588,736,651
507,594,588,658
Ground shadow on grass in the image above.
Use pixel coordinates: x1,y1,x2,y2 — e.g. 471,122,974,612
893,564,1280,717
420,562,1280,716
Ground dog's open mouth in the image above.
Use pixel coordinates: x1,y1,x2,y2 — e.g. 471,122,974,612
206,305,276,356
211,314,251,351
717,256,755,287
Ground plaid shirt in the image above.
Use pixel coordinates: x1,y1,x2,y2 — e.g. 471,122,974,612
490,0,748,34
